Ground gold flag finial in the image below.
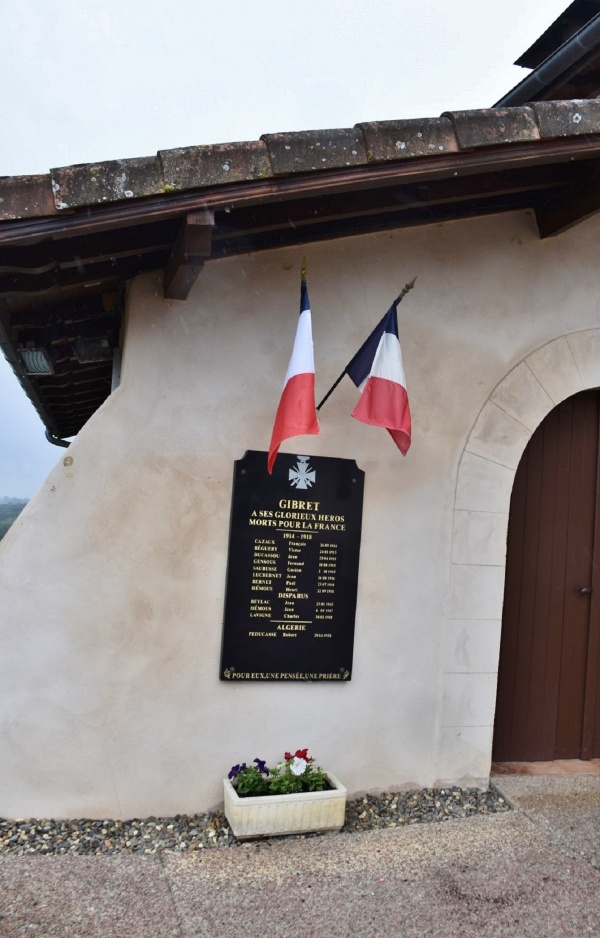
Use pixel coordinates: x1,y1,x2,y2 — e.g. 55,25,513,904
301,256,307,282
393,276,417,306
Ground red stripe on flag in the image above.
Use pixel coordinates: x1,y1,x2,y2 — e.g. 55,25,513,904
267,372,319,473
351,376,411,455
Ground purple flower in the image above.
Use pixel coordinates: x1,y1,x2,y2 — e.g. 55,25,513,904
254,758,268,775
228,762,247,780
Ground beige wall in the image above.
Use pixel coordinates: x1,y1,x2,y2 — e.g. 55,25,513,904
2,208,600,818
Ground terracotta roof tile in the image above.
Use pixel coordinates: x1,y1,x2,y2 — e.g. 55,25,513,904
261,129,366,175
443,107,539,149
529,99,600,138
50,157,163,210
159,141,271,191
357,117,458,162
0,174,56,222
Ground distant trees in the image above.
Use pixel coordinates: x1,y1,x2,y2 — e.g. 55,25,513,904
0,499,28,540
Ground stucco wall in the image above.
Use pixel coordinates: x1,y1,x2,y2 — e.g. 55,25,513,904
2,208,600,818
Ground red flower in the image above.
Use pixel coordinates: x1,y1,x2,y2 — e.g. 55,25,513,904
284,752,293,761
295,748,309,760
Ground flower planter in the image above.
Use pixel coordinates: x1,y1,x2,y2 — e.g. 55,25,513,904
223,772,347,840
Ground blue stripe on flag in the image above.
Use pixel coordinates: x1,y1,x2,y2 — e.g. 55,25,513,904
345,302,399,388
300,279,310,314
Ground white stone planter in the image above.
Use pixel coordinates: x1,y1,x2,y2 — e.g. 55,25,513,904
223,772,347,840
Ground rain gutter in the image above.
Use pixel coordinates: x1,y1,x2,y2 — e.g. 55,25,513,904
495,12,600,107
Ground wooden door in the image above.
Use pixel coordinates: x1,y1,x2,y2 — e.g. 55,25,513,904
493,390,600,762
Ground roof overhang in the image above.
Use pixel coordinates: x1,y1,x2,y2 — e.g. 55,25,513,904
3,100,600,439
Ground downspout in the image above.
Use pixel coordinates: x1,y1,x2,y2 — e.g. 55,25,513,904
495,12,600,107
45,428,70,448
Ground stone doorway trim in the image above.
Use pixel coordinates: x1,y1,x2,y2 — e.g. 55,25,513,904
436,329,600,786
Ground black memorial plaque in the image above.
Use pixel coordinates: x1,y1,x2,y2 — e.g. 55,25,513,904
220,451,364,681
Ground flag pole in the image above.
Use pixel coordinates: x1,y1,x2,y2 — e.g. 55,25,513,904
316,370,346,411
301,255,307,283
316,276,417,412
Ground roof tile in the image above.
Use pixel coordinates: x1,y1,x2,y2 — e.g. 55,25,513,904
528,100,600,138
262,129,366,175
357,117,458,162
0,174,57,221
444,107,539,149
159,141,271,190
50,157,164,210
4,103,600,224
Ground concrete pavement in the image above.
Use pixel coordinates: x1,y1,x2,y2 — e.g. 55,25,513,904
1,774,599,937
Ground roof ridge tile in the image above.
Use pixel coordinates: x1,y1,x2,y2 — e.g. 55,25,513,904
528,99,600,138
50,156,163,211
0,174,56,222
261,128,366,175
441,106,539,149
158,140,271,192
356,117,457,162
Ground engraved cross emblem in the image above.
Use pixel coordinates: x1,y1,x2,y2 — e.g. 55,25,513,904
289,455,316,490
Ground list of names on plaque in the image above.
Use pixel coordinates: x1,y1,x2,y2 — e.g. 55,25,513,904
220,451,365,681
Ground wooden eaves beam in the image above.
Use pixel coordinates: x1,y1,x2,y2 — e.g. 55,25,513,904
535,172,600,238
163,211,214,300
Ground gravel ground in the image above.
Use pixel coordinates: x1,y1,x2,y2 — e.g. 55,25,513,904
0,786,509,855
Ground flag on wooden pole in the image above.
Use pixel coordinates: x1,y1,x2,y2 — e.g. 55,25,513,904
267,276,319,473
345,300,411,455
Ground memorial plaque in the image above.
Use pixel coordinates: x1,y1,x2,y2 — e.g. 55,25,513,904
220,450,364,681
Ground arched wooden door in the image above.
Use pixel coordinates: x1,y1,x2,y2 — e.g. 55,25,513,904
493,390,600,762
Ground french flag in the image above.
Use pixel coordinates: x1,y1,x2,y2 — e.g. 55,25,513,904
345,301,411,455
267,279,319,473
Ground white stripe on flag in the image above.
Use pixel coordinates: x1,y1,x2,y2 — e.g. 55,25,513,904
358,331,406,391
283,308,315,385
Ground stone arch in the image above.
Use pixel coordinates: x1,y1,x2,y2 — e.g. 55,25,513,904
437,329,600,786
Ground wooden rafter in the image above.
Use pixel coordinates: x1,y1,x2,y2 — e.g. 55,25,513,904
163,211,214,300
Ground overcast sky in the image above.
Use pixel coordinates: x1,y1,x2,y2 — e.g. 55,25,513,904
0,0,568,496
